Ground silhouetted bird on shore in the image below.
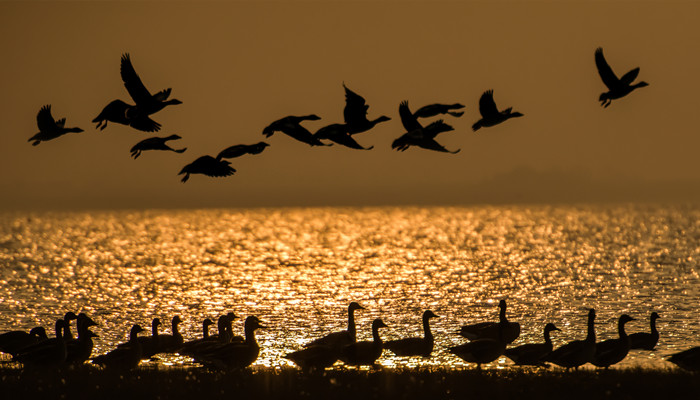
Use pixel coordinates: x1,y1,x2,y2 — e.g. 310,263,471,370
592,314,634,369
262,115,330,146
179,156,236,182
216,142,270,160
457,300,520,343
13,320,67,368
0,327,48,357
472,90,523,131
629,312,660,350
449,319,508,369
342,84,390,135
29,105,83,146
93,100,162,132
305,302,365,350
545,309,596,369
120,53,182,116
92,324,145,370
595,48,648,108
339,318,388,366
130,135,187,159
315,124,374,150
667,346,700,371
384,310,438,358
504,323,560,366
414,103,465,118
392,101,459,153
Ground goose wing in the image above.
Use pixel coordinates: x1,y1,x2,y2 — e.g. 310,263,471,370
619,67,640,86
343,84,369,124
37,105,57,131
423,120,454,139
478,90,500,119
326,131,373,150
129,116,161,132
120,53,152,104
595,48,619,90
418,138,460,154
399,101,422,132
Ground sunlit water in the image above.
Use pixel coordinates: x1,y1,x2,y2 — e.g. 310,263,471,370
0,205,698,370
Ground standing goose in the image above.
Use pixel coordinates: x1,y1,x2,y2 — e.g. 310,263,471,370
65,313,99,365
178,155,236,183
262,115,330,147
392,101,459,153
120,53,182,116
471,90,523,132
629,312,660,350
667,347,700,371
130,135,186,159
93,99,161,132
413,103,465,119
592,314,635,369
61,312,79,341
284,344,339,371
595,48,648,108
119,317,160,359
314,124,374,150
339,318,388,366
384,310,439,357
92,324,145,370
179,318,214,354
449,318,509,368
28,105,83,146
342,83,390,135
504,323,560,366
0,326,48,357
153,315,184,354
216,142,270,160
545,309,597,369
191,316,265,369
458,300,520,344
13,320,67,368
304,302,365,350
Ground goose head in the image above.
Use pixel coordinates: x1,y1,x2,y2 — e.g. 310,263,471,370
509,111,524,118
245,316,266,330
29,326,48,339
619,314,635,324
203,318,214,328
166,99,183,105
349,302,365,312
372,318,388,331
172,315,183,326
634,81,649,89
166,134,182,140
544,323,560,333
423,310,439,320
650,312,660,321
130,324,145,339
78,313,98,328
64,312,79,322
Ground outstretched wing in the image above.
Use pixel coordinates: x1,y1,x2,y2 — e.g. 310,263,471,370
423,120,454,139
129,116,161,132
327,131,372,150
619,67,640,86
419,138,460,154
595,48,619,90
478,90,500,119
399,101,422,132
120,53,152,104
343,83,369,124
36,105,56,132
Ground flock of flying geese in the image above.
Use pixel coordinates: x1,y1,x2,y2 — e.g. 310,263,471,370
1,300,698,372
29,48,648,182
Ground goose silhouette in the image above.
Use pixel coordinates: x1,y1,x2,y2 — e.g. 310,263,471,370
92,324,145,370
130,135,186,159
342,83,390,135
65,313,98,365
120,53,182,116
592,314,635,368
190,316,265,369
314,124,374,150
384,310,438,357
304,302,365,350
449,318,509,369
179,156,236,183
504,323,560,366
339,318,388,366
595,48,648,108
28,105,83,146
629,312,660,350
472,90,523,131
413,103,465,119
93,100,161,132
0,326,48,357
457,300,520,343
13,319,67,368
262,115,330,147
216,142,270,160
392,101,459,153
545,309,596,369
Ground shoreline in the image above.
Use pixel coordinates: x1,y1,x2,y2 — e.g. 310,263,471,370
1,366,698,399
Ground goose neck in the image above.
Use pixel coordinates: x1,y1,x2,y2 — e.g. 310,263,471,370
347,308,357,341
422,315,433,339
586,314,596,343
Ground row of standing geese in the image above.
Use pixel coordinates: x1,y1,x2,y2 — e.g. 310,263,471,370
29,48,648,182
1,301,698,372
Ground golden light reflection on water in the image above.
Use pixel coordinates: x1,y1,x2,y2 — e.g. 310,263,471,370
0,205,698,369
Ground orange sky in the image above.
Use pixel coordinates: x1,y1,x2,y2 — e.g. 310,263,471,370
1,1,699,210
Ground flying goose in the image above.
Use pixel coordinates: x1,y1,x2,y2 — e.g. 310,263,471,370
0,326,48,357
304,302,365,350
413,103,465,119
471,90,523,131
190,316,265,369
392,101,459,153
28,105,83,146
384,310,438,357
178,155,236,183
595,48,648,108
120,53,182,116
13,320,67,368
262,115,330,147
314,124,374,150
629,312,660,350
93,99,162,132
592,314,635,368
458,300,520,343
342,83,390,135
449,318,509,368
339,318,388,366
667,347,700,371
130,135,186,159
504,323,560,366
545,309,596,369
216,142,270,160
92,324,145,370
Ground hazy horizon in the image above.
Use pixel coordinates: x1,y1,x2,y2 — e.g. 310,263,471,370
3,1,700,211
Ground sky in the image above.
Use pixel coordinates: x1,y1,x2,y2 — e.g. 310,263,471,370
2,0,700,211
